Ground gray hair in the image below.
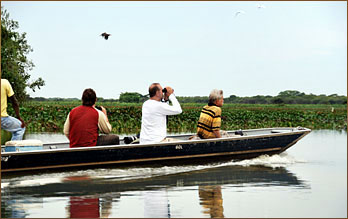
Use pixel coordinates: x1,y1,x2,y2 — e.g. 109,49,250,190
209,89,223,104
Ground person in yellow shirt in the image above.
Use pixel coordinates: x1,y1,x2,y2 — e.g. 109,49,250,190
197,89,224,139
1,79,26,140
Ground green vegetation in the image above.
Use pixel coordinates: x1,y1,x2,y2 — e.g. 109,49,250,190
5,102,347,135
119,92,148,103
29,90,346,105
1,7,45,102
178,90,347,105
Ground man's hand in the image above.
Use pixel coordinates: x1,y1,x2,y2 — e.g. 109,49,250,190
8,95,26,128
100,106,110,123
18,117,26,128
164,86,174,99
213,130,221,138
101,106,107,116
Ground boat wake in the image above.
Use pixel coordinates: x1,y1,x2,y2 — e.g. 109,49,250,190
1,153,306,190
89,153,306,183
229,153,307,168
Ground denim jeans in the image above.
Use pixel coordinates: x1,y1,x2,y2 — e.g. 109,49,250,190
1,116,26,140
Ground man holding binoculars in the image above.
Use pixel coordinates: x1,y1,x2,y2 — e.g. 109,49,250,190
140,83,182,144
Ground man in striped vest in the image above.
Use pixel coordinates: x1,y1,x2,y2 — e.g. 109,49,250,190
197,89,224,139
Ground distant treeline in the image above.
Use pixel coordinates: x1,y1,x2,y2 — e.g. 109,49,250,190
29,90,347,105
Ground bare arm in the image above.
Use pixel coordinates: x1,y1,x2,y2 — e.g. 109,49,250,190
97,107,112,134
8,95,26,128
63,114,70,138
100,106,110,123
213,130,221,138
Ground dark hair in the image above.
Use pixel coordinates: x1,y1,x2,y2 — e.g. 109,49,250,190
149,83,160,98
82,88,97,106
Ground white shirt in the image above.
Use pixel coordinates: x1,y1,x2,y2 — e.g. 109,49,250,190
140,94,182,144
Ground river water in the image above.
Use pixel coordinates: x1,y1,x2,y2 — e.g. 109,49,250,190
1,130,347,218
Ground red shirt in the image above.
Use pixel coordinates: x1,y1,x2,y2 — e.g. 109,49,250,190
68,106,99,148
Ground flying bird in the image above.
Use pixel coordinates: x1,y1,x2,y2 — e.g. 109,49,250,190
235,10,246,18
256,4,266,9
100,32,111,40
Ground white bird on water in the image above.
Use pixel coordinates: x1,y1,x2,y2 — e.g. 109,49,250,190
235,10,246,18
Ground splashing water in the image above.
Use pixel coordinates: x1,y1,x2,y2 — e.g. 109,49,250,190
1,153,306,189
230,153,307,168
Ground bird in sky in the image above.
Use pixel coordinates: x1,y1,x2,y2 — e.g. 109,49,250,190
256,4,266,9
100,32,111,40
235,10,246,18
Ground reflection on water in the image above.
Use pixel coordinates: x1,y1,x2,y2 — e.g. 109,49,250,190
199,186,224,218
144,190,170,218
67,195,115,218
68,196,100,218
2,158,307,218
1,156,307,196
64,176,105,218
1,130,346,218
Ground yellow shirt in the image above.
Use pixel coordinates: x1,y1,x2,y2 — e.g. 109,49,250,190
1,79,15,117
197,104,222,139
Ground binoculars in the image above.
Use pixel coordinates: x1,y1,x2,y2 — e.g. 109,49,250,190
162,88,174,93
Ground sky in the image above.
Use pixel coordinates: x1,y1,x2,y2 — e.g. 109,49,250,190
2,1,347,99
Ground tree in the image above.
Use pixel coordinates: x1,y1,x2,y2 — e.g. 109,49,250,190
278,90,305,97
1,7,45,102
119,92,144,103
272,97,285,104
